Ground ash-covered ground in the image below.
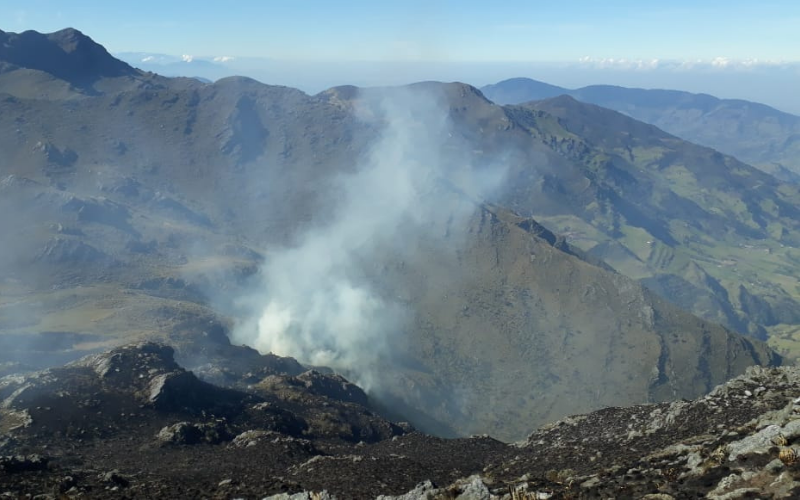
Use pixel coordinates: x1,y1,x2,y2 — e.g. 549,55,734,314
2,333,800,499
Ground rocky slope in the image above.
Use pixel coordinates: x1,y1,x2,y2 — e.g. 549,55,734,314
499,95,800,351
366,200,781,440
1,342,800,499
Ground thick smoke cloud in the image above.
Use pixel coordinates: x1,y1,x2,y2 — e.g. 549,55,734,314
231,85,506,390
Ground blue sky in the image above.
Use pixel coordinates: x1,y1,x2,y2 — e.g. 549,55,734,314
3,0,799,113
2,0,799,62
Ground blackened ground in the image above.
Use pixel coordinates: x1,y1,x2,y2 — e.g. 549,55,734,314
2,343,800,499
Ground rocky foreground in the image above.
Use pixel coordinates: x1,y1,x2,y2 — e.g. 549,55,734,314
1,342,800,499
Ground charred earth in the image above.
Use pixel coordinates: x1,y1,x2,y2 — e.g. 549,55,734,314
2,341,800,498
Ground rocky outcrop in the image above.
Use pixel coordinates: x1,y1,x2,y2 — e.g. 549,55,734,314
262,370,370,407
72,342,244,412
253,373,404,443
33,237,110,265
156,420,232,445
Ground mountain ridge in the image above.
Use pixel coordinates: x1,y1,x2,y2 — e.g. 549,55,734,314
0,27,137,85
482,77,800,178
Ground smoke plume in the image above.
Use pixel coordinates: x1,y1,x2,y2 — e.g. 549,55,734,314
231,84,505,390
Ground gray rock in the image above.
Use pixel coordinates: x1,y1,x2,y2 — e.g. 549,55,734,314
147,371,200,409
580,476,601,488
231,430,276,448
455,476,492,500
707,471,759,499
726,424,783,461
727,419,800,461
262,492,336,500
157,422,200,444
708,488,764,500
683,451,704,477
156,421,231,445
768,471,800,498
766,458,786,473
376,480,437,500
101,470,129,487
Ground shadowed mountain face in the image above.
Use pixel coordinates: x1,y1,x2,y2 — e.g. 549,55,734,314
0,28,200,99
0,28,135,84
0,28,784,441
482,77,800,180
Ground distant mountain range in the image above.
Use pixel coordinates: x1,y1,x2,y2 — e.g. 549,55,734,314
482,77,800,180
0,28,788,441
115,51,235,82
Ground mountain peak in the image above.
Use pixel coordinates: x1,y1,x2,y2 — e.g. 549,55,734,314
481,77,568,105
46,27,92,52
538,93,581,106
0,27,137,86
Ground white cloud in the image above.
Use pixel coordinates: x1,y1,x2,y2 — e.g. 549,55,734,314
578,56,662,70
577,56,795,71
181,54,194,63
213,56,235,63
710,56,731,68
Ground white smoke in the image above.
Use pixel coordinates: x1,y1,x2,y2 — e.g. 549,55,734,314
231,84,505,390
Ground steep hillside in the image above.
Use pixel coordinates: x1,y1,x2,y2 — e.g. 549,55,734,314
482,77,800,179
372,199,780,438
494,96,800,354
346,82,800,352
